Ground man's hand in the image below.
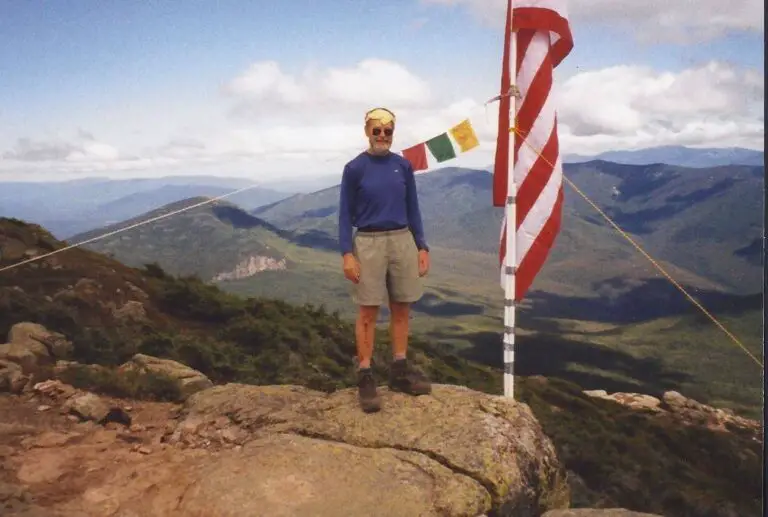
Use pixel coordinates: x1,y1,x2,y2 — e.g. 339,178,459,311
342,253,360,283
418,249,430,277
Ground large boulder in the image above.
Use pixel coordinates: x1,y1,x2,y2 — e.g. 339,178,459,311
64,392,112,423
56,383,570,516
0,359,27,393
118,354,213,400
8,322,73,360
0,343,38,373
0,322,73,376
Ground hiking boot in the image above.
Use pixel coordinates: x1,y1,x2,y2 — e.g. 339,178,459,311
357,368,381,413
388,359,431,395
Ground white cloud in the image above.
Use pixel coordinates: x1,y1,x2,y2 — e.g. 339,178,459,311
0,58,434,180
66,142,120,162
0,58,762,181
555,61,764,154
223,61,309,105
2,133,120,163
421,0,764,43
222,58,433,117
320,59,432,106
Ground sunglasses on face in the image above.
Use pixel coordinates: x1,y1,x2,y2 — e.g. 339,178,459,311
371,127,393,136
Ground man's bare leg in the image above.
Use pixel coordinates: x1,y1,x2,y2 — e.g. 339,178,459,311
356,305,381,412
356,305,379,368
388,301,410,360
387,300,431,395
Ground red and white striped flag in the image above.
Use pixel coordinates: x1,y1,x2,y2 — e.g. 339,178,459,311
493,0,573,301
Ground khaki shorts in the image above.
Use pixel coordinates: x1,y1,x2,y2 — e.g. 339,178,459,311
351,227,424,306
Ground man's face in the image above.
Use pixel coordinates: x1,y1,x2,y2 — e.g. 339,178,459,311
365,119,394,154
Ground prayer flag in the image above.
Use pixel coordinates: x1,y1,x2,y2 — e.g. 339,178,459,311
449,119,479,153
425,133,456,163
402,143,429,171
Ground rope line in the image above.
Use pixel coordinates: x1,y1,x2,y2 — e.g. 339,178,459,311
0,184,263,274
510,126,763,369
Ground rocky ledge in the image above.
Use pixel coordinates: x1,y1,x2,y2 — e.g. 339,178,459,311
583,389,761,441
0,378,669,517
43,381,570,516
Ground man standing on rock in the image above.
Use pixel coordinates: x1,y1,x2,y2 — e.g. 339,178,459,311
338,106,432,412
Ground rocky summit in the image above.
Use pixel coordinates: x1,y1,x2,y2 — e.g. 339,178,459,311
2,376,573,517
0,329,759,516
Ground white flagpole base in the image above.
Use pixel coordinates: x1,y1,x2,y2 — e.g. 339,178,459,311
502,22,518,399
503,184,516,399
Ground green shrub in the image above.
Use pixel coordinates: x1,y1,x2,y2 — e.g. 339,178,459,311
517,377,762,517
57,364,182,402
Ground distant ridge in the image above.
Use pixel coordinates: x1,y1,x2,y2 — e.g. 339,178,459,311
564,145,764,168
564,145,763,168
252,161,762,295
0,176,293,239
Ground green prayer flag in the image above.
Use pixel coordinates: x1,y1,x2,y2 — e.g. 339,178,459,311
425,132,456,162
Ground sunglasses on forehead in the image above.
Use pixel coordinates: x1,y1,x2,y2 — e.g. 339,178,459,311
371,127,393,136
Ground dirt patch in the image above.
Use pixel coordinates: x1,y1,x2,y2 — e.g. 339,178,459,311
0,392,180,515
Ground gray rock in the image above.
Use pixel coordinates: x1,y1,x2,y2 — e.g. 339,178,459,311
66,393,110,423
119,354,213,400
7,322,73,359
0,359,27,393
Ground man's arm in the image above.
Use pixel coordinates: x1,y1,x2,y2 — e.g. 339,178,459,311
338,164,356,255
404,162,428,252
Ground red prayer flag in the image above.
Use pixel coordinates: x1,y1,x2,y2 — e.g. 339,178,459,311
402,143,429,171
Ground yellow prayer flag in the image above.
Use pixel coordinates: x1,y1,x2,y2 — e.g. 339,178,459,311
449,119,479,153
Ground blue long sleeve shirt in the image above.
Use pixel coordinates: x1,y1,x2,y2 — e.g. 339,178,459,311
338,151,428,255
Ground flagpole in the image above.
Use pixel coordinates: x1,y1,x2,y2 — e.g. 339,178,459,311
503,17,517,399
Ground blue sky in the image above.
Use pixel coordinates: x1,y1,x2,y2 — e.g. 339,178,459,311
0,0,763,181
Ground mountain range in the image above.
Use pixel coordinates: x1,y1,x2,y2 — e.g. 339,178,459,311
564,145,764,168
68,163,757,327
58,152,762,320
251,161,762,294
1,145,762,241
0,175,292,239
